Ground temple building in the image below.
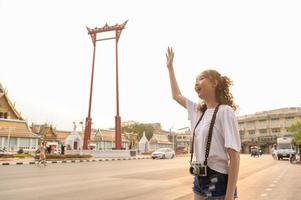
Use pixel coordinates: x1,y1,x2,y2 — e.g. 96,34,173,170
31,123,71,152
138,132,149,153
90,129,130,150
64,122,82,150
149,133,173,151
0,83,39,152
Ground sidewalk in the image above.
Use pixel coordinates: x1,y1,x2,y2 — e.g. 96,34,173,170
0,155,152,166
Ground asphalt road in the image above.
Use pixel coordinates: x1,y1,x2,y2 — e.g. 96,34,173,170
0,155,300,200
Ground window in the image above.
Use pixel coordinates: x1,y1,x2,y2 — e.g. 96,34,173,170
248,130,255,135
239,131,245,135
259,129,267,134
0,112,3,118
271,118,280,121
272,128,280,133
19,138,30,147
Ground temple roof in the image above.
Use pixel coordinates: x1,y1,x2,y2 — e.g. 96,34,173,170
149,133,172,145
91,129,129,142
39,125,58,140
0,83,23,120
0,118,38,138
56,130,71,141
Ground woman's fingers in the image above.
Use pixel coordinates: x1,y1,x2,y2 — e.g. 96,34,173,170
166,47,174,68
167,47,173,57
167,47,174,59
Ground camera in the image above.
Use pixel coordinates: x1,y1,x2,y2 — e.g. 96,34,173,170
189,161,207,176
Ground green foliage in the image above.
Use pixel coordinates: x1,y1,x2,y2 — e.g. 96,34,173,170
15,153,32,158
122,123,155,140
288,121,301,145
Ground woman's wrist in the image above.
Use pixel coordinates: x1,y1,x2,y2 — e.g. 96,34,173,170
167,65,174,71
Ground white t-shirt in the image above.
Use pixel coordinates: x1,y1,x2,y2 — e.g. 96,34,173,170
187,99,241,174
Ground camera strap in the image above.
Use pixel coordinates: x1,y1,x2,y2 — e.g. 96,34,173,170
190,104,221,166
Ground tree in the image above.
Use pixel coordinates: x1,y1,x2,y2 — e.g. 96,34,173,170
288,121,301,156
122,123,154,140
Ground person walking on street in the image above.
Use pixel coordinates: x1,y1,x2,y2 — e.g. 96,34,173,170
61,144,65,155
38,142,47,167
165,47,241,200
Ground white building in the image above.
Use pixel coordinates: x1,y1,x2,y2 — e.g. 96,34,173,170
64,123,82,150
138,132,149,153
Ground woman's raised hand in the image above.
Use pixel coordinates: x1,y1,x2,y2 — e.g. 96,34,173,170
166,47,174,69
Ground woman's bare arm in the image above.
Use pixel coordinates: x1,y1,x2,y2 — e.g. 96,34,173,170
225,148,240,200
166,47,187,108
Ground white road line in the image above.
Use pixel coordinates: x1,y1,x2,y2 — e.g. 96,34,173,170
260,193,268,197
265,188,273,191
269,184,275,187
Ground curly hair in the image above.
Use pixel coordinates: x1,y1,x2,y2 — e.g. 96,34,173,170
197,69,237,112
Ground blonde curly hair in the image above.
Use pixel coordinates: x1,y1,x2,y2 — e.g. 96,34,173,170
197,69,237,112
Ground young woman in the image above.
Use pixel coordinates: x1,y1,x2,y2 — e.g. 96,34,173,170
38,142,47,166
166,47,241,200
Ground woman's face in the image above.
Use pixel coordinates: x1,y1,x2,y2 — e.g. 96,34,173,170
195,75,216,99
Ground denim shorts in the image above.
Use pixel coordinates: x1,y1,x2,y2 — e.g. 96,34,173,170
192,167,238,200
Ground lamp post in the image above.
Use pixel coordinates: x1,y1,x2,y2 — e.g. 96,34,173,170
83,20,128,150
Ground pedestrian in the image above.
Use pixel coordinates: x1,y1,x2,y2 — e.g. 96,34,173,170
38,141,47,166
61,144,65,155
47,146,51,154
165,47,241,200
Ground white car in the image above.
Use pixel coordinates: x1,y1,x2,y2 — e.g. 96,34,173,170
151,148,175,159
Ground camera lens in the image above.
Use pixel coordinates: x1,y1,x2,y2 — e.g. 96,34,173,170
189,166,194,175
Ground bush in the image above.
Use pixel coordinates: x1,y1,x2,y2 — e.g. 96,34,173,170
34,154,92,160
15,153,33,158
17,148,24,154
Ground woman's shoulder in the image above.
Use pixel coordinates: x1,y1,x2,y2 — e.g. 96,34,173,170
218,104,236,115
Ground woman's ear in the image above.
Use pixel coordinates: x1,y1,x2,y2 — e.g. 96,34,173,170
211,79,218,88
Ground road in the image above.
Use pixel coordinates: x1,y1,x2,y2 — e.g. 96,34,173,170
0,155,300,200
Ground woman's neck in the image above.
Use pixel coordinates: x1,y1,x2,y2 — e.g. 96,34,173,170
204,98,218,109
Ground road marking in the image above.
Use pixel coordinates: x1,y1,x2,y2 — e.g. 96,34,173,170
260,193,268,197
265,188,272,191
269,184,275,187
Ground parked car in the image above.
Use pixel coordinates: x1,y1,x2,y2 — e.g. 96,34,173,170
151,148,175,159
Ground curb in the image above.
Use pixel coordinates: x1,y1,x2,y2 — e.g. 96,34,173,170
0,156,152,166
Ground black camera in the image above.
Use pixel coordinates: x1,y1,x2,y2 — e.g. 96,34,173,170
189,162,207,176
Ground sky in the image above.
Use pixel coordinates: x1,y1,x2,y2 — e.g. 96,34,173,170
0,0,301,132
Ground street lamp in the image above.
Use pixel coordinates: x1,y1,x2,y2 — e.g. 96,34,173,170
83,20,128,150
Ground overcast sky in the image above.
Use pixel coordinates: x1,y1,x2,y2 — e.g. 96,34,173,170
1,0,300,131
